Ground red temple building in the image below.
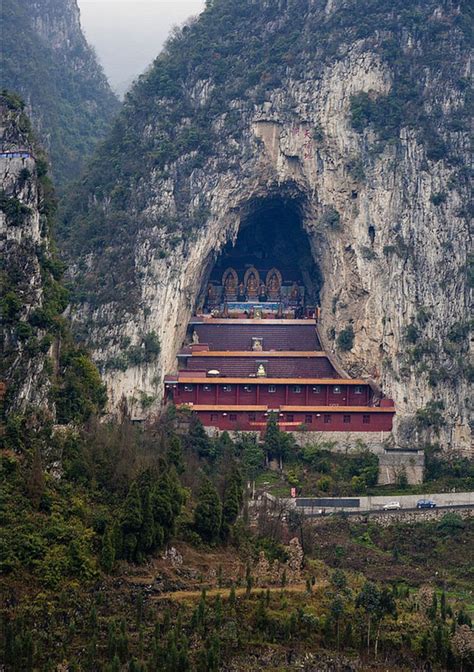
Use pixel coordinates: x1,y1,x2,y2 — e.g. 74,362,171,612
164,263,395,434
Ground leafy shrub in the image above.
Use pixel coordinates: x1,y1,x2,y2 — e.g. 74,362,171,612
319,207,341,230
403,324,420,344
430,192,447,206
336,325,355,351
415,401,445,434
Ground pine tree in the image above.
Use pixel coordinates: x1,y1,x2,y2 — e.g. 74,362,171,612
263,413,293,470
428,592,438,621
440,591,447,621
138,488,155,556
167,435,185,474
186,416,213,459
229,584,237,608
27,445,45,509
221,482,240,540
240,434,264,498
193,478,222,543
214,594,223,628
101,526,116,573
121,481,143,561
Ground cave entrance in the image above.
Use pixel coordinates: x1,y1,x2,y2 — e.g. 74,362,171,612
197,196,322,318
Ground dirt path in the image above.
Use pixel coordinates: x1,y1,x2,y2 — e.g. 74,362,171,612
152,582,325,603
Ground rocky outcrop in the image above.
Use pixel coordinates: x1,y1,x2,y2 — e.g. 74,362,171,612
1,93,106,421
1,95,58,413
1,0,119,183
63,0,471,454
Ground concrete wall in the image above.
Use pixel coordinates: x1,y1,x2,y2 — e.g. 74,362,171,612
291,491,474,514
378,450,424,485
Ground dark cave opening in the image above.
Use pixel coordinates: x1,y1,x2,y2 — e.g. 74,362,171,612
197,197,322,315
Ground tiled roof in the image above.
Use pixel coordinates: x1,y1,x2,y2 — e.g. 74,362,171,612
184,355,338,378
192,323,321,351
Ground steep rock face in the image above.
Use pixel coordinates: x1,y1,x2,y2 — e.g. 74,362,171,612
1,95,61,413
1,0,119,183
63,0,471,453
1,93,107,422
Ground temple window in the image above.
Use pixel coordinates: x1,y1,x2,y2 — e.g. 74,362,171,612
286,414,294,422
202,385,211,392
312,385,321,393
268,385,276,393
222,385,232,392
324,414,331,424
249,412,256,421
363,414,370,424
230,414,237,422
333,385,341,394
184,385,194,392
210,413,218,421
343,414,351,424
243,385,253,392
293,385,302,393
355,386,364,394
305,414,313,424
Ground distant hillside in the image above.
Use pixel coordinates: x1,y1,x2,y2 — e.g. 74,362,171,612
0,0,119,184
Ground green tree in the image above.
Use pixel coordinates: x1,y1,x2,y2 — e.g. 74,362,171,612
121,482,143,561
264,413,293,470
240,433,264,497
221,465,243,539
194,478,222,543
100,526,116,573
329,594,345,649
186,416,213,459
27,445,45,509
167,435,185,474
138,488,155,556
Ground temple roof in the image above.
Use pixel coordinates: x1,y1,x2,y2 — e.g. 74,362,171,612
177,404,394,413
172,375,368,385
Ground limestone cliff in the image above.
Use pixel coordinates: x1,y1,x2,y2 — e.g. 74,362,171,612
1,93,106,422
1,94,58,413
1,0,119,183
62,0,472,453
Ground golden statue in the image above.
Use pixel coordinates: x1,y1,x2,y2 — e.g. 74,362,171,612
247,273,258,298
256,363,266,377
290,282,300,301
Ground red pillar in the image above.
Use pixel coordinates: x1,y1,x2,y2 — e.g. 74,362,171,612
216,384,219,405
285,385,289,404
346,386,349,406
195,385,199,405
304,385,309,406
325,385,329,406
236,385,240,406
256,385,260,404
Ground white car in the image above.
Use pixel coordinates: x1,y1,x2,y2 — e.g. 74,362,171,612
383,501,401,510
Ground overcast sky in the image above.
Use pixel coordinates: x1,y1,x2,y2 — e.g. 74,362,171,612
78,0,205,96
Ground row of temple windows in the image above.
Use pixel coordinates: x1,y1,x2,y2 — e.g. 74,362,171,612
183,384,366,394
208,413,372,424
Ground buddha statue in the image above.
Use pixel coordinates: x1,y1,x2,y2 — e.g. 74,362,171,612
256,363,267,377
267,272,281,300
237,282,246,301
290,282,300,302
247,272,258,299
224,273,237,299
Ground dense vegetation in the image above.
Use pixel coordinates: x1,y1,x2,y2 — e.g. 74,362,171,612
1,0,119,184
1,409,473,670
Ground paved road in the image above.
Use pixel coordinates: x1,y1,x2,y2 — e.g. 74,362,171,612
302,504,474,518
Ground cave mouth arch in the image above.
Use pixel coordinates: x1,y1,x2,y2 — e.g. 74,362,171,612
197,195,322,315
